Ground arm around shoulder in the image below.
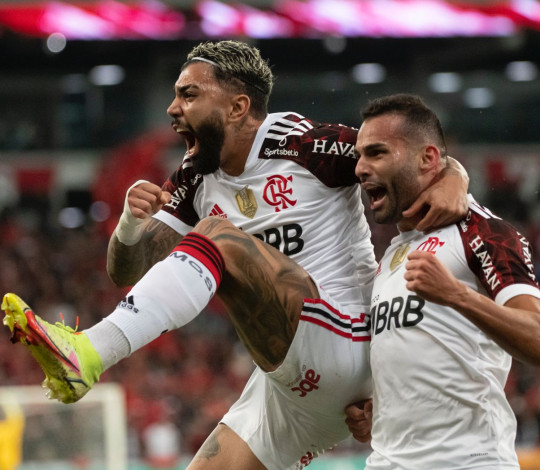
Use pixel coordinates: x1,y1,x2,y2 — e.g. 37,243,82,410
404,156,469,232
446,156,469,187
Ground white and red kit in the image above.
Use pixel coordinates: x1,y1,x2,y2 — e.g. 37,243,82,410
367,195,540,470
153,112,377,469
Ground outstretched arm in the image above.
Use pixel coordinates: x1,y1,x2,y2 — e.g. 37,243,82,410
403,156,469,232
405,250,540,365
107,181,183,287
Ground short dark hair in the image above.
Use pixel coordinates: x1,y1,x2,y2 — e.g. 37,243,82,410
362,94,447,157
183,40,274,119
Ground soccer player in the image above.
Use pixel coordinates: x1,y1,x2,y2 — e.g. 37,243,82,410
3,42,468,470
349,93,540,469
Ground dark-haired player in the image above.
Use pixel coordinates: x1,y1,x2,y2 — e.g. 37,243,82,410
350,93,540,469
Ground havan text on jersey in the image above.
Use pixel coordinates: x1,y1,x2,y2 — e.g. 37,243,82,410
312,139,356,157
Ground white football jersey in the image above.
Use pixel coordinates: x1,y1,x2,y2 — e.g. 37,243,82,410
367,195,540,470
154,112,378,312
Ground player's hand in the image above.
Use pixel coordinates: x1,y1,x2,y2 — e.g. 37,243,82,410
344,399,373,443
403,157,468,233
404,250,467,307
127,181,171,219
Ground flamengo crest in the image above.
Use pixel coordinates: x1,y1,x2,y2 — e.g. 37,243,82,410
417,236,445,254
263,174,297,212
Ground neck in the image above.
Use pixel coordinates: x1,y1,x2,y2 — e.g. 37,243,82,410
220,116,264,176
397,213,423,232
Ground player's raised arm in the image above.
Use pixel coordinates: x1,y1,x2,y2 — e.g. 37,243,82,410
405,250,540,365
107,180,183,287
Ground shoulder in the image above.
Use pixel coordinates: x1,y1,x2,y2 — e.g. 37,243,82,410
457,197,538,296
163,159,204,194
258,112,360,187
458,198,529,252
263,112,358,146
159,159,204,227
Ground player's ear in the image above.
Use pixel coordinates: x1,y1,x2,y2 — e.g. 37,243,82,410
420,145,441,174
228,94,250,122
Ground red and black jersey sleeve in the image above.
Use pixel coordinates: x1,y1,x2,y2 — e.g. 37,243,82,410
160,163,201,227
258,115,360,187
459,208,539,300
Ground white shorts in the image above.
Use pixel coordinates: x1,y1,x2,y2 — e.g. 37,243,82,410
221,288,372,470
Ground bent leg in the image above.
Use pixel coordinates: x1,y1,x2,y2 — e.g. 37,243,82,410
186,423,265,470
193,217,318,372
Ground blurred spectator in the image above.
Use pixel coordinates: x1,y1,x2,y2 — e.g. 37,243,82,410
0,396,25,470
142,400,183,469
484,159,529,226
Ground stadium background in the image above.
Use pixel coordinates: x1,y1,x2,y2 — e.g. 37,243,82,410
0,0,540,468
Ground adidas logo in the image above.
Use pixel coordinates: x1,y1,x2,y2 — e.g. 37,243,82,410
118,295,139,313
209,204,227,219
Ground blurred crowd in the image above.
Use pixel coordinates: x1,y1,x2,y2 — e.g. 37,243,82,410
0,204,260,465
0,153,540,466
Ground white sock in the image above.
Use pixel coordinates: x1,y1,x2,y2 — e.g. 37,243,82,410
85,233,225,370
84,320,130,370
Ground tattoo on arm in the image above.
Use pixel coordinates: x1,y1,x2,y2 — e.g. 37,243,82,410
107,218,183,286
195,431,221,460
200,218,317,370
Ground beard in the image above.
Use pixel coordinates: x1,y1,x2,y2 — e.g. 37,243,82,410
374,163,421,225
191,113,225,175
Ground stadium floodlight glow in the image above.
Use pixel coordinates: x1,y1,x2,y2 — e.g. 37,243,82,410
243,5,295,38
351,63,386,84
90,201,111,222
89,65,125,86
46,32,67,53
428,72,463,93
58,207,85,229
198,0,239,36
463,87,495,108
0,0,532,39
505,61,538,82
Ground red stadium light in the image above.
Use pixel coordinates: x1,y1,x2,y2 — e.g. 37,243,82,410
1,0,540,40
0,1,185,40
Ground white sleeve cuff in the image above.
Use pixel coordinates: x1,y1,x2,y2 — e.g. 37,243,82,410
153,210,194,236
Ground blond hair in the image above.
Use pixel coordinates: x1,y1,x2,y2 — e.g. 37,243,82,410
184,40,274,118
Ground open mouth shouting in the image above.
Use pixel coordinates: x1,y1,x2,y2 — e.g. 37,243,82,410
361,182,388,212
173,123,199,159
170,115,224,175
